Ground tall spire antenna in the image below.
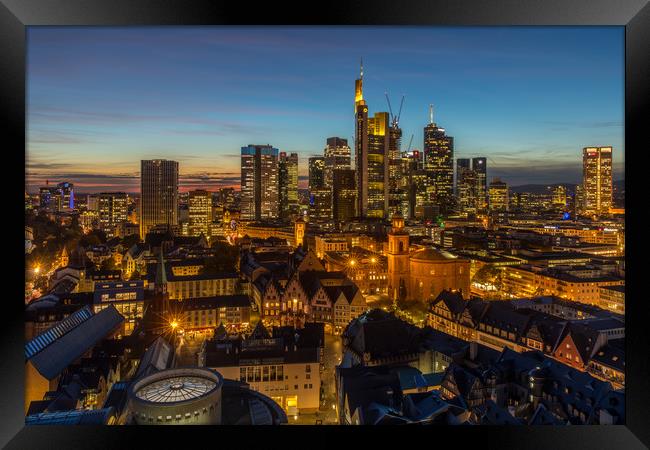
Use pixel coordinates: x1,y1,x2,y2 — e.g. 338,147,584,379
429,104,434,124
360,57,363,79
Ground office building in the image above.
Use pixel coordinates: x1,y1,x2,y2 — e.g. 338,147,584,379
308,156,325,190
582,146,613,217
472,157,487,212
241,145,280,221
354,61,389,218
140,159,179,238
332,169,356,222
279,152,299,220
324,137,351,188
423,106,454,213
456,158,476,214
308,156,330,222
98,192,128,236
188,190,212,238
488,178,509,212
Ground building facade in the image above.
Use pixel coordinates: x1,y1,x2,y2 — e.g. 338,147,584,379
241,145,280,221
140,160,179,238
582,146,613,217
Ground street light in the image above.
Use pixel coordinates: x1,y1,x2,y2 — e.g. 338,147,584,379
170,320,179,330
34,265,40,274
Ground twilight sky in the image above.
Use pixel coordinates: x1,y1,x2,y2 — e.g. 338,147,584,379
26,26,624,193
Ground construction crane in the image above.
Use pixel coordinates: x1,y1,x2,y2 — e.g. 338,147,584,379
385,92,405,128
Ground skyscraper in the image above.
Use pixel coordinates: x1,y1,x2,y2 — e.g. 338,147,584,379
388,122,403,217
323,137,351,188
57,182,75,211
423,105,454,213
400,150,423,218
140,159,179,238
279,152,299,219
308,157,325,190
241,145,280,221
456,157,487,215
188,190,212,237
353,61,390,218
488,178,509,212
354,60,369,218
472,157,488,213
582,146,613,217
308,156,330,222
366,111,390,218
98,192,128,235
332,169,356,222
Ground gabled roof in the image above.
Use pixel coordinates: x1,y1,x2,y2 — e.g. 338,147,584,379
432,289,466,316
26,305,125,380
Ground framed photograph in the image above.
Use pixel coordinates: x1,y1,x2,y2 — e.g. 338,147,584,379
4,0,648,448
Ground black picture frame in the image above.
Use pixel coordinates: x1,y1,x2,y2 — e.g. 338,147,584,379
3,0,648,448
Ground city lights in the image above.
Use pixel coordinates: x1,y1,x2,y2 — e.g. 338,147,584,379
23,27,625,430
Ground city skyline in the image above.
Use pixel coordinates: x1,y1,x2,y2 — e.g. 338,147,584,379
26,26,624,193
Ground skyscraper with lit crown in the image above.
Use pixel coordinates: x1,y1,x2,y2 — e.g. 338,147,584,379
423,105,454,214
354,60,389,218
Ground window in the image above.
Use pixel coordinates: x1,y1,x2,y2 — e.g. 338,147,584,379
263,366,269,382
270,365,276,381
305,365,311,373
294,385,298,390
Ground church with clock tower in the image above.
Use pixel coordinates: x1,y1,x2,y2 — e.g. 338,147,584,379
386,213,471,302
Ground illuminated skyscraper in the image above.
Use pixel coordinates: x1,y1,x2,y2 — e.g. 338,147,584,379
279,152,299,219
56,182,75,211
98,192,128,235
188,190,212,237
354,60,390,218
323,137,351,188
456,157,487,215
332,169,356,222
423,105,454,213
388,123,403,217
241,145,279,221
308,156,330,222
399,150,423,218
488,178,509,212
308,157,325,190
140,159,179,238
472,157,488,212
582,146,613,217
366,111,390,218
